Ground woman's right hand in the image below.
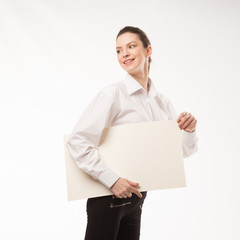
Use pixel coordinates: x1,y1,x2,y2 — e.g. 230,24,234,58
110,177,142,199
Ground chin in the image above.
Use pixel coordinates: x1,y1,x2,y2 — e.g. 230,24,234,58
126,66,139,74
125,69,135,74
121,63,140,74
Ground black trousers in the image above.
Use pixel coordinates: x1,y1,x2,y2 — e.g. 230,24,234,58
84,191,147,240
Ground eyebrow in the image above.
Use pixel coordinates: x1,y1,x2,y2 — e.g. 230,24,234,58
116,41,137,49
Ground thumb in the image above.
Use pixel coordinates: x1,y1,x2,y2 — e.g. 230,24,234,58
128,180,139,186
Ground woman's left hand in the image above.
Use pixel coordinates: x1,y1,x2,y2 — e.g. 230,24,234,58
177,112,197,133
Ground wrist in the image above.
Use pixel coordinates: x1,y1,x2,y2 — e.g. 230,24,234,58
185,129,196,133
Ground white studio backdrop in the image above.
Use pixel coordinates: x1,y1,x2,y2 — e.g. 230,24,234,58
0,0,240,239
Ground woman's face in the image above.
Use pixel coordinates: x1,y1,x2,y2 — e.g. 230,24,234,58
116,32,152,75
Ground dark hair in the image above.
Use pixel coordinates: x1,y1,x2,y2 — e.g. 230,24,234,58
116,26,152,72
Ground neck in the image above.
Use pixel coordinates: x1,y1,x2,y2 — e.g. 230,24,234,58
129,67,150,93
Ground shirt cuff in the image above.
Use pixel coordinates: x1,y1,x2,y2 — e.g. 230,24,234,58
182,129,197,140
97,167,120,189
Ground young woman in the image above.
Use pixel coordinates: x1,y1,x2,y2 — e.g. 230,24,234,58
66,26,198,240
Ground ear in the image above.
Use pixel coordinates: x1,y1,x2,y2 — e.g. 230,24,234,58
146,45,152,58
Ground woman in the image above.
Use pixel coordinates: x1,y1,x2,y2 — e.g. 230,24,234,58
66,26,198,240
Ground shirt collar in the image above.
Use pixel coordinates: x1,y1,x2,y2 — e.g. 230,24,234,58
123,73,158,98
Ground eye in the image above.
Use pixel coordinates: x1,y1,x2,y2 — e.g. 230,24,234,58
129,45,135,48
116,50,120,54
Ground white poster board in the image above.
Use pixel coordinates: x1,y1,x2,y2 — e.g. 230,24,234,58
64,120,186,201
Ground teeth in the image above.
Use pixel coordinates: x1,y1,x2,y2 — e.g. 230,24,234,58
125,59,133,64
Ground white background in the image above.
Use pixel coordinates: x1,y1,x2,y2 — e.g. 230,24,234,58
1,0,240,239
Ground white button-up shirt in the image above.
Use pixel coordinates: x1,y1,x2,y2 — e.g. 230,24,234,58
66,73,198,189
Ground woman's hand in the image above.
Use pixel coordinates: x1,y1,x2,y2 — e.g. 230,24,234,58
177,112,197,133
110,177,142,199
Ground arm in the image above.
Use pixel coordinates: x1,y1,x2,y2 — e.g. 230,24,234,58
66,91,120,189
166,99,198,158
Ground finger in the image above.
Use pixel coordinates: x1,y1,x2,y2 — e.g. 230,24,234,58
125,192,132,198
118,192,124,198
181,116,195,130
177,112,187,122
128,180,139,186
184,119,197,132
178,113,192,128
122,193,128,199
131,187,142,198
180,115,194,129
177,112,187,123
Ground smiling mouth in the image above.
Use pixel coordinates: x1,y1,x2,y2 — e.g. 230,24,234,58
124,58,135,65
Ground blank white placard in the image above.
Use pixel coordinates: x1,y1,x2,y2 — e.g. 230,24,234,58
64,120,186,201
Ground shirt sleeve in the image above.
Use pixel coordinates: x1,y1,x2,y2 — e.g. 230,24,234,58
166,98,199,158
66,91,120,189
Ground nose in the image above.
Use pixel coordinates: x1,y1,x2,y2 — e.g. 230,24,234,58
122,48,129,58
